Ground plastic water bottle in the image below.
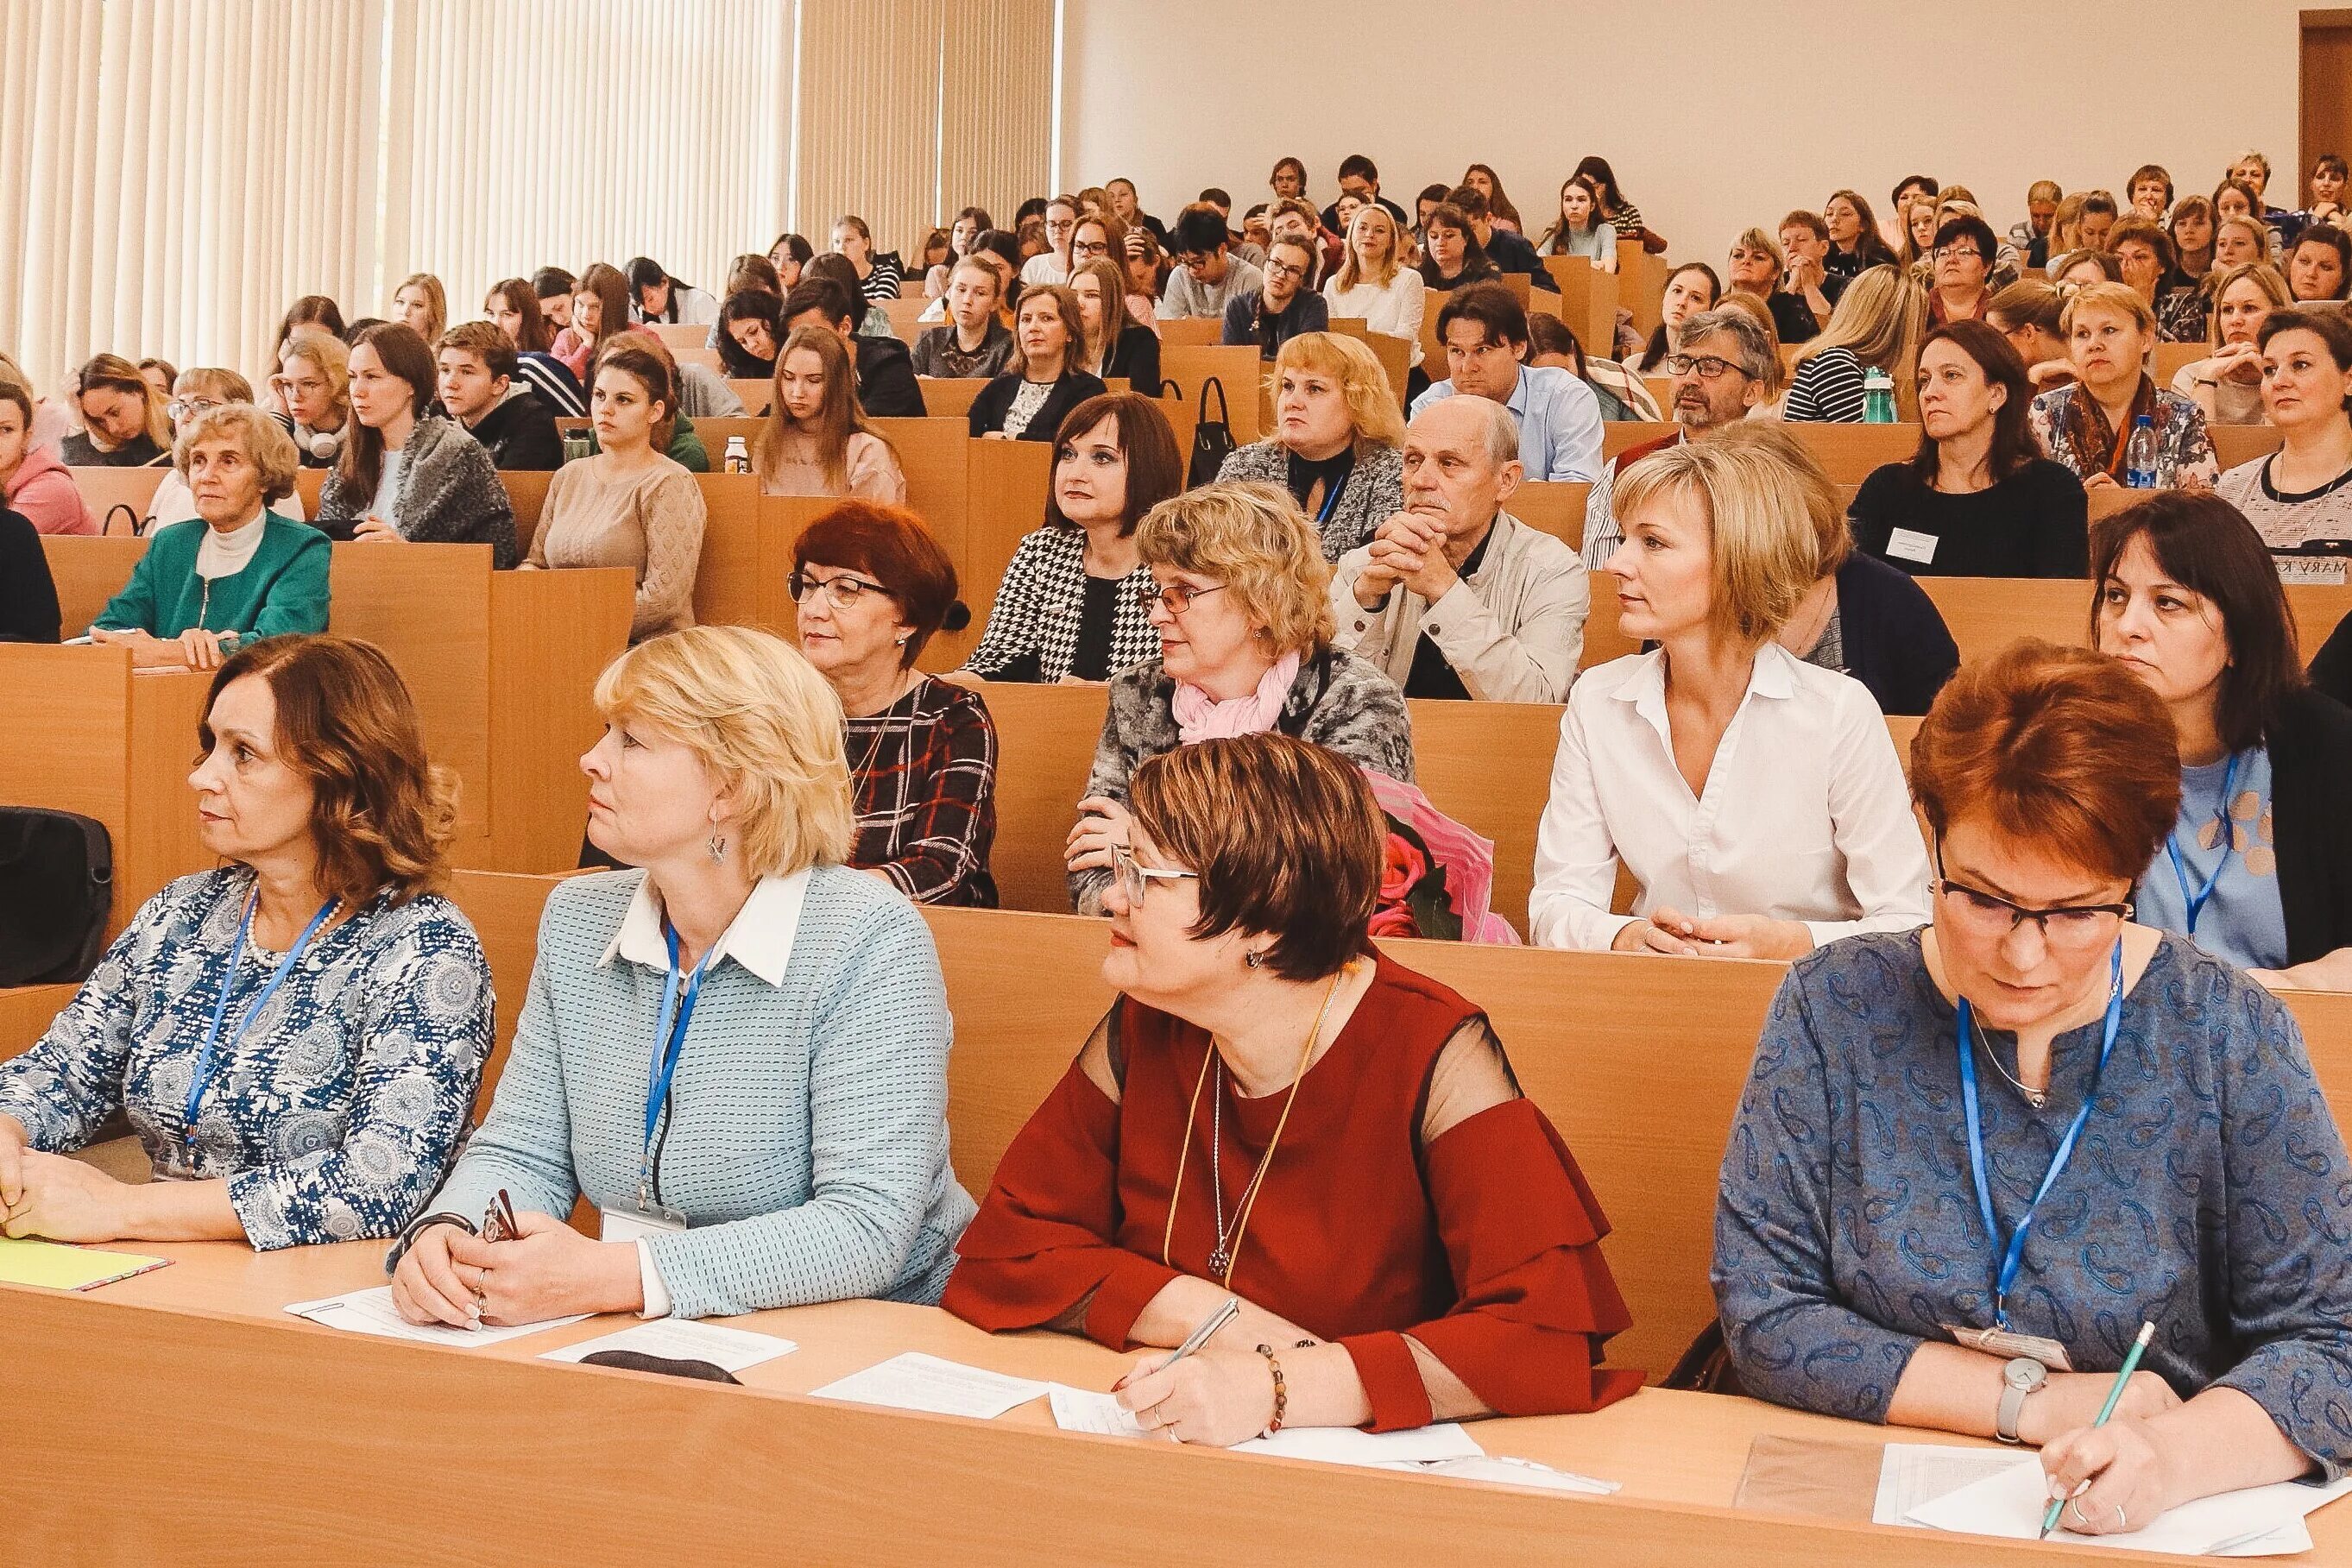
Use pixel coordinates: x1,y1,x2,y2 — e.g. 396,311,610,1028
2123,415,2159,488
724,435,750,475
1863,368,1895,424
561,431,592,465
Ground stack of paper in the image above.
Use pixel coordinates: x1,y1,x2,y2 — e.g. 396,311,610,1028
809,1351,1050,1418
286,1287,589,1346
0,1237,167,1291
1900,1448,2352,1557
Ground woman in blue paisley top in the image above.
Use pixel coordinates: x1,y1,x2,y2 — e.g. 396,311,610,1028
1713,640,2352,1538
0,635,492,1251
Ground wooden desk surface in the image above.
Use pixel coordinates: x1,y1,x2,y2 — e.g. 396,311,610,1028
2,1240,2261,1565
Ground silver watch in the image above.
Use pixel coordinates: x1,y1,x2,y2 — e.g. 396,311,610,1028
1996,1356,2047,1444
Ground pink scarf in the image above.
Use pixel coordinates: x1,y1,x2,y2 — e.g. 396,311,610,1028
1171,651,1301,744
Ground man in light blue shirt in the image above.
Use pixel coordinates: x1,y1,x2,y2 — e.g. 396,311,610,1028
1408,283,1603,482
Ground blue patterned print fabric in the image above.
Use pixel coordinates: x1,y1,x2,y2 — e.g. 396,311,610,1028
0,867,494,1250
1713,929,2352,1478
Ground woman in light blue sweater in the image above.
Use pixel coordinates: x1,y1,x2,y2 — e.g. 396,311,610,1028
389,626,974,1326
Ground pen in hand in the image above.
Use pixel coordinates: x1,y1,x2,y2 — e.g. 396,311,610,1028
1115,1295,1239,1390
2041,1320,2156,1540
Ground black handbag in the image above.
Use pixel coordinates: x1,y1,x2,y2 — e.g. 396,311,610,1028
0,808,114,986
1186,375,1235,488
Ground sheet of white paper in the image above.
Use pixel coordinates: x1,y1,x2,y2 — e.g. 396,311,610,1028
2215,1521,2314,1558
286,1287,590,1347
1372,1454,1619,1495
1047,1383,1173,1440
1873,1443,2040,1527
809,1351,1050,1419
540,1319,796,1373
1907,1457,2352,1556
1233,1422,1485,1467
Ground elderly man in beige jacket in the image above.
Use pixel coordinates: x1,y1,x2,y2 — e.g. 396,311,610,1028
1328,396,1587,701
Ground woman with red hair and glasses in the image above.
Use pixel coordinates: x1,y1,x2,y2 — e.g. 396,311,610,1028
1715,639,2352,1538
790,501,995,907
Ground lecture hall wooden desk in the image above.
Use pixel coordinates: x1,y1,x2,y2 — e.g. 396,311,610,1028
0,1238,2279,1566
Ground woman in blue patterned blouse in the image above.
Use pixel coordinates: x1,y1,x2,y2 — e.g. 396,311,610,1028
1714,640,2352,1537
389,625,975,1328
0,635,493,1250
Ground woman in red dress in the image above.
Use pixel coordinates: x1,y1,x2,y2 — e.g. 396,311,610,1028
943,733,1642,1445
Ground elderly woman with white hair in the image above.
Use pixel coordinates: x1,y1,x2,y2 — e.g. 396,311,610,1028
388,625,976,1326
89,404,328,669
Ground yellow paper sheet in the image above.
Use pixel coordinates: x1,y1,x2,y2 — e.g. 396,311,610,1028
0,1237,168,1291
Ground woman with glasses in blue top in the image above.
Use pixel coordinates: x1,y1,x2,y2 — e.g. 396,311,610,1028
1713,639,2352,1538
2090,492,2352,990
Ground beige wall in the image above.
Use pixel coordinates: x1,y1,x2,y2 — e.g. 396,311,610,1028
1061,0,2316,266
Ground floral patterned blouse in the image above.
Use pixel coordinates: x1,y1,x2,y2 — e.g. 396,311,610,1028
2026,381,2220,488
0,867,494,1250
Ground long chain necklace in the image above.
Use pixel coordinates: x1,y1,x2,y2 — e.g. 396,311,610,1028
1163,963,1351,1288
1971,1015,2047,1111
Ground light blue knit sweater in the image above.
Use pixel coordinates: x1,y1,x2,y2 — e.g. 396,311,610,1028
423,867,975,1319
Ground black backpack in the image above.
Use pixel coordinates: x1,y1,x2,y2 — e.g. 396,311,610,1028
1184,376,1236,488
0,809,113,986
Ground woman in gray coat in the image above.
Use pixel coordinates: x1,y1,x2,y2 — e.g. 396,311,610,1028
1214,331,1407,561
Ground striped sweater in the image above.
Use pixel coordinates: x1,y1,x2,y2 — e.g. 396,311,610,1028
422,866,975,1319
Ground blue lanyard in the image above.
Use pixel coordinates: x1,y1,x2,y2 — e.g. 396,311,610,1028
185,892,338,1135
1313,473,1346,526
641,923,716,1169
2163,751,2244,935
1956,940,2125,1330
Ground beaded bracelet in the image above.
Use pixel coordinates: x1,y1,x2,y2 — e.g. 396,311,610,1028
1257,1339,1315,1435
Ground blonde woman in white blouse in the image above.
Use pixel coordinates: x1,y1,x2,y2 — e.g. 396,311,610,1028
1529,438,1929,956
1322,205,1428,370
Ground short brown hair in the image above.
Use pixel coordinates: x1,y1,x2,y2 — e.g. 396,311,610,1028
1130,733,1382,981
204,635,459,906
792,501,967,668
485,278,554,353
437,320,518,382
1909,640,2179,885
2108,217,2175,271
1044,393,1184,537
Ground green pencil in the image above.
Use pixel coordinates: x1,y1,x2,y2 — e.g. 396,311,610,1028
2041,1320,2157,1540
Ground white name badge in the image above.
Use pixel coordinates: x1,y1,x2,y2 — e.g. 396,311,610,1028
599,1206,688,1244
1885,526,1939,565
2275,555,2348,585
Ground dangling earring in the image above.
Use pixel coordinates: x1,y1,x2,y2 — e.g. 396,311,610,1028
708,834,728,864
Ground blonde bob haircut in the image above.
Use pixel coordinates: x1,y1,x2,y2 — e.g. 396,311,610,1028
173,403,301,506
1611,438,1821,645
1267,332,1407,450
280,326,351,400
2059,279,2157,338
1135,481,1335,656
591,626,854,878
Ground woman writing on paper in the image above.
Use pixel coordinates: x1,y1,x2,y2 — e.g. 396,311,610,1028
389,627,974,1326
1712,641,2352,1534
0,636,493,1250
947,733,1640,1443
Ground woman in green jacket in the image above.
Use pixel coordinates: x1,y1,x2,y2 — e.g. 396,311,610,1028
91,404,329,668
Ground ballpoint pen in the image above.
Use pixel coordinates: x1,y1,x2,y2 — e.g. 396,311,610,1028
2042,1320,2156,1540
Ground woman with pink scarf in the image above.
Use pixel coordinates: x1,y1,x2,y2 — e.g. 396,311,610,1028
1066,481,1414,915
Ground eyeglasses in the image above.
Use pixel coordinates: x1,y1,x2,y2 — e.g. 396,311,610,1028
1111,841,1198,905
1932,843,2133,948
1263,258,1309,282
789,569,895,610
1934,246,1984,262
1134,582,1225,616
1073,239,1111,257
1662,353,1747,381
167,397,224,421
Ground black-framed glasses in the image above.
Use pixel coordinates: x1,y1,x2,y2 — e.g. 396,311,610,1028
789,569,895,610
1663,353,1746,381
1072,239,1111,257
1263,257,1309,282
1932,841,2132,947
1934,246,1984,262
1134,582,1225,616
1111,841,1198,905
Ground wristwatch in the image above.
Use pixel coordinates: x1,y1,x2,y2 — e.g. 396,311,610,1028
1996,1356,2047,1444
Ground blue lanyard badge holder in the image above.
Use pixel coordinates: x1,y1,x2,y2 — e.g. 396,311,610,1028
1939,940,2128,1373
2165,751,2244,936
165,893,337,1179
602,924,707,1243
